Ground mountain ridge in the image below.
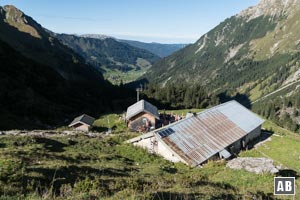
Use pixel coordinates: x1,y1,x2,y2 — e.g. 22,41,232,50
80,33,113,40
144,0,300,90
74,33,187,58
0,5,104,82
120,39,188,57
0,5,135,129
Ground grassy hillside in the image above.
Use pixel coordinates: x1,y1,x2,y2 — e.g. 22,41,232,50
144,15,279,87
241,120,300,170
0,113,299,199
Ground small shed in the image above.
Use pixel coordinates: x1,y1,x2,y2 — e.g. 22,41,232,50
126,100,159,132
126,100,265,167
69,114,95,132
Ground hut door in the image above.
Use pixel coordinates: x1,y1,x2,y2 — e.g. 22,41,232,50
241,137,246,150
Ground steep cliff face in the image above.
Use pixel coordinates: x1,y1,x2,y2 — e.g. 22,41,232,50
247,0,300,60
238,0,298,20
0,5,41,38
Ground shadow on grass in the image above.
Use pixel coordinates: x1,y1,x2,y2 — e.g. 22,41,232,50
191,180,236,191
104,155,135,165
25,165,133,195
47,154,81,164
260,130,274,141
9,148,135,167
0,143,6,148
160,166,177,174
92,126,108,132
245,130,274,150
47,154,135,166
277,169,300,178
67,139,78,146
151,192,238,200
149,179,239,200
151,191,274,200
151,192,204,200
34,137,68,152
6,150,81,165
247,191,275,200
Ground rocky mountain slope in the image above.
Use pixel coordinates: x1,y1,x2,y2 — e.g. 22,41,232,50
56,34,160,84
145,0,300,98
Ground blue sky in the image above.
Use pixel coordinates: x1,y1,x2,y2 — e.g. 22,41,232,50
0,0,259,43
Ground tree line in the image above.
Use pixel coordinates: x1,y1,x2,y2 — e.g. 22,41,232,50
253,92,300,133
141,82,219,110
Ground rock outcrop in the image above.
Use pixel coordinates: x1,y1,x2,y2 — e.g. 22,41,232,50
226,157,280,174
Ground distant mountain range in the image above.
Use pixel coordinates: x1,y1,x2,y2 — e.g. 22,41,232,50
120,40,188,58
80,34,112,40
77,34,188,58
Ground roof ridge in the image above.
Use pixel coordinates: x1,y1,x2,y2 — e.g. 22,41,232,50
154,113,192,133
141,99,145,110
153,100,237,132
79,114,85,121
195,100,237,115
154,100,263,134
126,99,159,120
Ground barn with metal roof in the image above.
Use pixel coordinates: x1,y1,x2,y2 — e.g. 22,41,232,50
127,100,264,167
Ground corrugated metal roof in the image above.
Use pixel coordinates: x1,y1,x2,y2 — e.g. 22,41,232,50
69,114,95,127
155,100,264,167
216,101,265,133
126,100,159,120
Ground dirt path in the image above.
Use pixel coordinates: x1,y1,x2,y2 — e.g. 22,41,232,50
252,79,300,104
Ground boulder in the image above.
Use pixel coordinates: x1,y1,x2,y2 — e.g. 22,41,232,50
226,157,279,174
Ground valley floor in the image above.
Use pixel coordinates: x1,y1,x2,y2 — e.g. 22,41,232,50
0,117,299,199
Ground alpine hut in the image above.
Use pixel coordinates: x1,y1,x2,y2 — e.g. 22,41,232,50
69,114,95,132
126,100,159,132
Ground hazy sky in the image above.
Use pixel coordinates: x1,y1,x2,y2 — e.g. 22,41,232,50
0,0,259,43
